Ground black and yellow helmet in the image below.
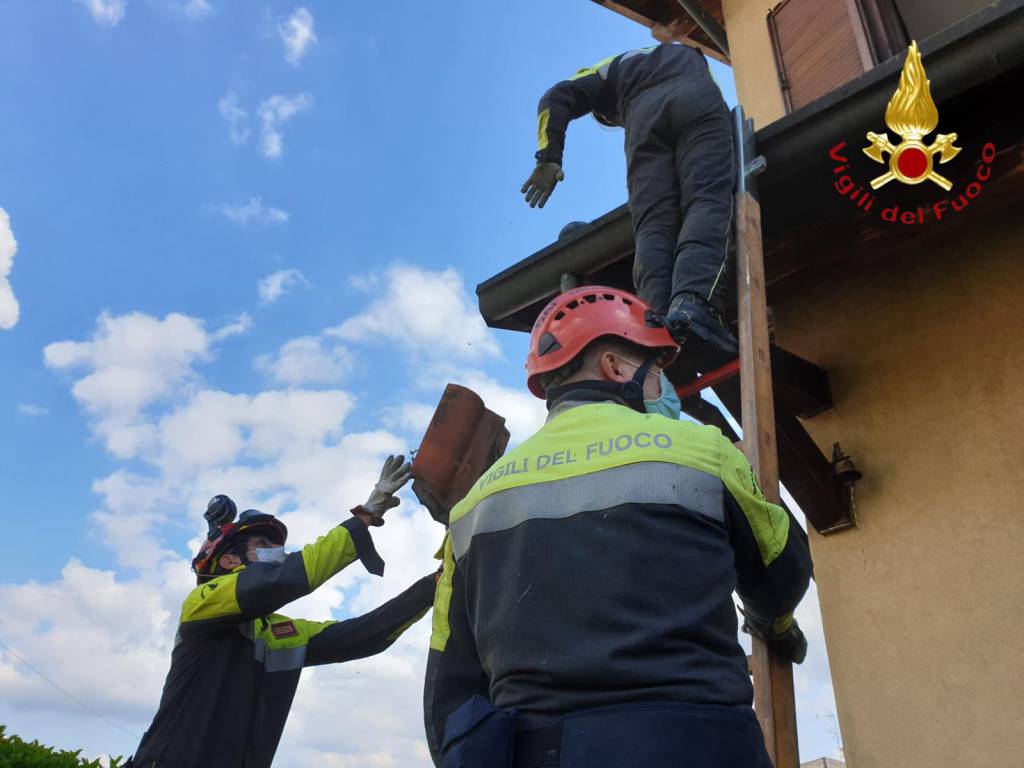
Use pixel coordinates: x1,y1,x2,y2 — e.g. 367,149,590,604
191,496,287,583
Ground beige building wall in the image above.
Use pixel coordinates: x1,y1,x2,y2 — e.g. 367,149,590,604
773,206,1024,767
722,0,786,128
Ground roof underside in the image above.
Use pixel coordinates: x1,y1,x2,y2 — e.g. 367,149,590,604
590,0,729,62
480,0,1024,332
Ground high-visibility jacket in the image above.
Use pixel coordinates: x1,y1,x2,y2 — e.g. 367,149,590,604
131,518,434,768
423,399,812,763
534,43,717,168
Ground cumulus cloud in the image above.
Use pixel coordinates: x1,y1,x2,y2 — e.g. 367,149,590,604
0,208,19,330
256,336,356,387
182,0,212,19
278,7,317,66
43,312,215,458
154,388,356,475
328,266,501,362
450,370,546,446
218,91,250,146
258,268,308,305
257,93,313,159
381,402,436,436
0,558,185,719
17,404,48,417
74,0,126,27
218,196,289,225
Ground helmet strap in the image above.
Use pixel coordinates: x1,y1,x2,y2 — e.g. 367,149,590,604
546,353,657,414
621,354,657,412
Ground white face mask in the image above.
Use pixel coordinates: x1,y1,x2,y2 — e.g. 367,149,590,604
253,546,286,564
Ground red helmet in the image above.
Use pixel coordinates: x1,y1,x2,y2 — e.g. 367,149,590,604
526,286,679,398
192,508,288,583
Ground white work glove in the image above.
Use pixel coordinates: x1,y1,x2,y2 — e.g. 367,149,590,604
355,454,413,527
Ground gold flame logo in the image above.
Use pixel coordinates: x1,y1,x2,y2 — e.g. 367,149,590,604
863,42,960,190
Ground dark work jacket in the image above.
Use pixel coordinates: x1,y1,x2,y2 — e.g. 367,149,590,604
131,518,435,768
423,398,812,764
535,42,717,167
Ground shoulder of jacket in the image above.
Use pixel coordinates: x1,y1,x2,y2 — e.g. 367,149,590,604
181,571,240,615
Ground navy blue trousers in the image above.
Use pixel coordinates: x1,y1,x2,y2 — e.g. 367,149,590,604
625,76,735,317
513,702,773,768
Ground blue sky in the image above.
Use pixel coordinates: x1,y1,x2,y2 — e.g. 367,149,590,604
0,2,840,765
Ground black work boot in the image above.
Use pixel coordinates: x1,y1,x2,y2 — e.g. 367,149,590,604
665,293,739,372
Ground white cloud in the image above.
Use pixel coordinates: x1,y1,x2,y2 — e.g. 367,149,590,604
450,370,546,446
328,266,501,362
256,336,355,386
258,268,308,304
349,273,381,293
154,388,356,474
278,7,317,66
17,404,48,417
183,0,212,19
257,93,313,159
381,403,436,436
43,312,215,458
219,197,289,225
0,208,19,330
211,313,253,341
74,0,126,27
218,91,250,146
0,557,187,720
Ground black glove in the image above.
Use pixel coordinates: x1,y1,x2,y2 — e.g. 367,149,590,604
739,607,808,665
521,162,564,208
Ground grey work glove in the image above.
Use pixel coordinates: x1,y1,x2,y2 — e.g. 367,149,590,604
356,454,413,526
739,606,808,665
521,162,564,208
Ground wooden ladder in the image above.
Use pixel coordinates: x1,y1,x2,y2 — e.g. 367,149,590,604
733,103,800,768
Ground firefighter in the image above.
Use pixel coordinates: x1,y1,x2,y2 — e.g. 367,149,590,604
521,42,738,369
424,288,812,768
128,455,436,768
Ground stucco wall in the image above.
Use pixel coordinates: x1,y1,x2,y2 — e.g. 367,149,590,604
722,0,786,128
773,207,1024,767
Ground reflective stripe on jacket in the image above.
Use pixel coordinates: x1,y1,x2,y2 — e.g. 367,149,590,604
132,518,435,768
423,400,812,764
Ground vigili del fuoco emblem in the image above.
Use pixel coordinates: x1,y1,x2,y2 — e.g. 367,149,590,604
863,41,961,191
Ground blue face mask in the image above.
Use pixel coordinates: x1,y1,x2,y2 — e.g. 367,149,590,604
645,372,681,420
253,546,287,565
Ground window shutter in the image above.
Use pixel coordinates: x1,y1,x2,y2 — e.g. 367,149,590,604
768,0,874,112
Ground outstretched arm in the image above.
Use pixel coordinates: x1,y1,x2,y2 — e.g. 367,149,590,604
303,575,437,665
180,517,386,634
522,56,610,209
180,456,414,633
534,64,607,167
